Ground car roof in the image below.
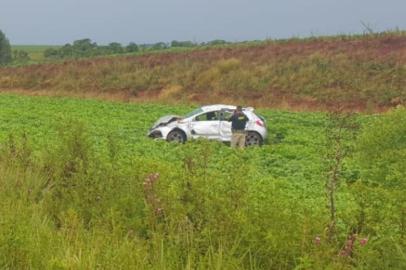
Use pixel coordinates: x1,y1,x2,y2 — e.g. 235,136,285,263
201,104,235,112
200,104,254,112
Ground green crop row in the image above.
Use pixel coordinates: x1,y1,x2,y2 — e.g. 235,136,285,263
0,94,405,269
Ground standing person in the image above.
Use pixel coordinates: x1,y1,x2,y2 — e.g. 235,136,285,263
228,106,249,148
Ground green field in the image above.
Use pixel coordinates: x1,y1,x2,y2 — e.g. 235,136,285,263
11,45,61,61
0,94,328,184
0,94,405,269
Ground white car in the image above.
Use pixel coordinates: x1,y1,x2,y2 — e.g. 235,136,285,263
148,104,267,146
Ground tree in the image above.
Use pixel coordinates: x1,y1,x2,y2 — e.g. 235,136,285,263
171,40,195,48
107,42,123,54
0,30,12,65
60,43,74,58
73,39,97,50
72,39,98,57
126,42,139,53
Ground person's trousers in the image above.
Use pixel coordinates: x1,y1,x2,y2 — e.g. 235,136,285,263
231,131,246,148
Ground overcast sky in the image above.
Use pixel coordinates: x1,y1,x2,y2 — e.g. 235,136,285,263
1,0,405,45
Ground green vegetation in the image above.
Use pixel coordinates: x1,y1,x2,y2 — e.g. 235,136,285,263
0,94,405,269
1,31,405,110
42,38,229,61
0,30,12,65
43,39,137,60
10,38,228,65
12,45,56,62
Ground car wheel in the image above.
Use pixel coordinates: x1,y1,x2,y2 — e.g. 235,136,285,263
167,130,186,143
245,131,263,146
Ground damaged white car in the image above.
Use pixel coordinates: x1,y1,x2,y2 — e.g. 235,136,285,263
148,104,267,146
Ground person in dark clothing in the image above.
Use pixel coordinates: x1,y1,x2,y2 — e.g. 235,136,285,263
206,111,216,121
228,106,248,148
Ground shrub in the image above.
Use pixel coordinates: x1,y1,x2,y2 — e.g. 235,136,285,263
12,50,30,64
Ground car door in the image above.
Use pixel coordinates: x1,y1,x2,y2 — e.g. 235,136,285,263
219,109,233,140
189,111,220,139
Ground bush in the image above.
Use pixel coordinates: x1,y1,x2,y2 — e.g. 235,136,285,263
12,50,30,64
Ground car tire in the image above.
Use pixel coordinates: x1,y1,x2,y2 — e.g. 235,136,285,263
245,131,263,146
167,129,186,143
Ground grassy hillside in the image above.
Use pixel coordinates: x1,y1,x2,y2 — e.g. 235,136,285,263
0,94,405,269
2,32,406,111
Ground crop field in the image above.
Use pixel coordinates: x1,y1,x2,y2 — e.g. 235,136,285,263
0,94,405,269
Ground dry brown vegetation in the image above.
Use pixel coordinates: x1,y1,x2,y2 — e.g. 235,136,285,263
1,32,405,111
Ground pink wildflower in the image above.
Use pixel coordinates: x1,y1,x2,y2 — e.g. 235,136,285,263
359,237,368,246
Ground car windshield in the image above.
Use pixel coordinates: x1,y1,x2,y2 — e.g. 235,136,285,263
184,108,203,118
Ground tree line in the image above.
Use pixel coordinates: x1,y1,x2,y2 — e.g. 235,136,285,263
0,29,229,65
43,38,229,60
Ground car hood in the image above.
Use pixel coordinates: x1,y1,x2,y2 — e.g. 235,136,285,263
151,115,182,129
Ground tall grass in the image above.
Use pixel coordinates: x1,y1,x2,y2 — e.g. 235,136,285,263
0,111,405,269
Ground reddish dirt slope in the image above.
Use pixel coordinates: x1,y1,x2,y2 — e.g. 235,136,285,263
1,33,405,111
